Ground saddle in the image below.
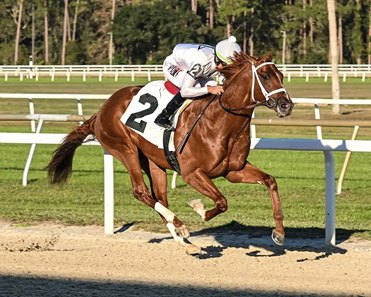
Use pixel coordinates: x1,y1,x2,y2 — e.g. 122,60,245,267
120,81,190,174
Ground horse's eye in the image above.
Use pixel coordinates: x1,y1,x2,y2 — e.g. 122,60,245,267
261,73,269,81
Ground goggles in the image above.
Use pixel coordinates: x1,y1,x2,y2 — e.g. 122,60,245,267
214,55,227,67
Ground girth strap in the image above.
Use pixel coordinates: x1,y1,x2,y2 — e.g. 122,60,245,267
163,129,181,174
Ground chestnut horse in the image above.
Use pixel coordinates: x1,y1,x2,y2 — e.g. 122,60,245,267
47,52,293,254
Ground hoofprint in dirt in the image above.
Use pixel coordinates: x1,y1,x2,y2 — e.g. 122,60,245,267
0,223,370,297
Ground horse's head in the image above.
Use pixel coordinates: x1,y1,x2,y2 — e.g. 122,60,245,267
221,52,293,118
249,53,294,117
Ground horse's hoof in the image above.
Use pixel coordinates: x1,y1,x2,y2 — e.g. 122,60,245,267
271,230,285,246
186,244,201,256
176,225,190,238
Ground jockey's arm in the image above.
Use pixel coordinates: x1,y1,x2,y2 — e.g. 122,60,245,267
180,72,224,98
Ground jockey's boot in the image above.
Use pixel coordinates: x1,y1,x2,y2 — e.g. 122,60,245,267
154,92,185,129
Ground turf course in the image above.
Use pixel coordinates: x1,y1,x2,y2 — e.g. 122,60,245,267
0,77,370,241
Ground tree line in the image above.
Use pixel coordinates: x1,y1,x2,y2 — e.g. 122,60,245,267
0,0,370,65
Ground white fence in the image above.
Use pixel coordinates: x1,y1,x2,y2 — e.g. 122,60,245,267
0,64,370,82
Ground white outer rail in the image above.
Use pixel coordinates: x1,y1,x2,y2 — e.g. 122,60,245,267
1,64,370,71
0,64,370,82
1,132,371,246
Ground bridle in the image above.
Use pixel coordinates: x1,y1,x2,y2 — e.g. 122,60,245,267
178,60,289,152
219,61,288,116
251,62,287,108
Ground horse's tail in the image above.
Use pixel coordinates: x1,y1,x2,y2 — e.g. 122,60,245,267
46,114,97,184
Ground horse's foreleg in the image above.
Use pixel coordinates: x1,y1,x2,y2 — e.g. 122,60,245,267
225,161,285,246
183,169,228,221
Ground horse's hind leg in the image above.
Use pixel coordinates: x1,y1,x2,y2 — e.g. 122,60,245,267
224,161,285,246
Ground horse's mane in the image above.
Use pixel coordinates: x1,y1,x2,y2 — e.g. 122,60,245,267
220,52,273,89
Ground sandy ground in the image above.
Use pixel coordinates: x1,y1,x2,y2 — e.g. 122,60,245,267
0,222,370,297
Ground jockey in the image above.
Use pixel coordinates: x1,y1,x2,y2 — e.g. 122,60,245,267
154,36,242,129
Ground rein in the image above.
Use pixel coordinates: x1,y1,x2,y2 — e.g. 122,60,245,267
218,94,262,117
176,94,217,154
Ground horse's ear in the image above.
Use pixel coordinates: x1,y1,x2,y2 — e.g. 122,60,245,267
246,54,258,65
234,51,242,57
265,52,273,62
232,51,241,61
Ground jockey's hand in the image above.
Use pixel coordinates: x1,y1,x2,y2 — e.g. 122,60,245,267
207,85,224,96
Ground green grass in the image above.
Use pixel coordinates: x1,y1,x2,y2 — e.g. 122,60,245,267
284,77,371,99
0,78,370,241
0,145,370,240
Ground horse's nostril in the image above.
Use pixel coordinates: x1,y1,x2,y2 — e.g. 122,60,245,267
280,102,288,110
278,98,292,111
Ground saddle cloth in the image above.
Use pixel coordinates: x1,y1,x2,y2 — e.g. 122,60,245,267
120,81,190,150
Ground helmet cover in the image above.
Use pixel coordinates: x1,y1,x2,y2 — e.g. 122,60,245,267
215,36,242,64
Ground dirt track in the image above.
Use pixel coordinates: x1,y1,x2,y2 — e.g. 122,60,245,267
0,222,370,297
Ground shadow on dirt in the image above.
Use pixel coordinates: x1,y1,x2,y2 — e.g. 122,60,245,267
114,222,135,234
143,221,368,260
0,274,343,297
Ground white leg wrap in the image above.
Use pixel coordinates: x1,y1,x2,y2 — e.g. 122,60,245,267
154,202,175,223
188,199,206,220
196,208,206,220
166,223,186,246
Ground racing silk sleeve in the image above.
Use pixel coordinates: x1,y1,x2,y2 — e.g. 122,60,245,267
180,74,209,98
173,44,217,98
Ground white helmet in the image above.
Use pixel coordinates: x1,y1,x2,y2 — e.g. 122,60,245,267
215,36,241,65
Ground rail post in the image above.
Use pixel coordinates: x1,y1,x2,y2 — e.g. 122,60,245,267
324,151,336,246
104,150,114,235
22,119,44,186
